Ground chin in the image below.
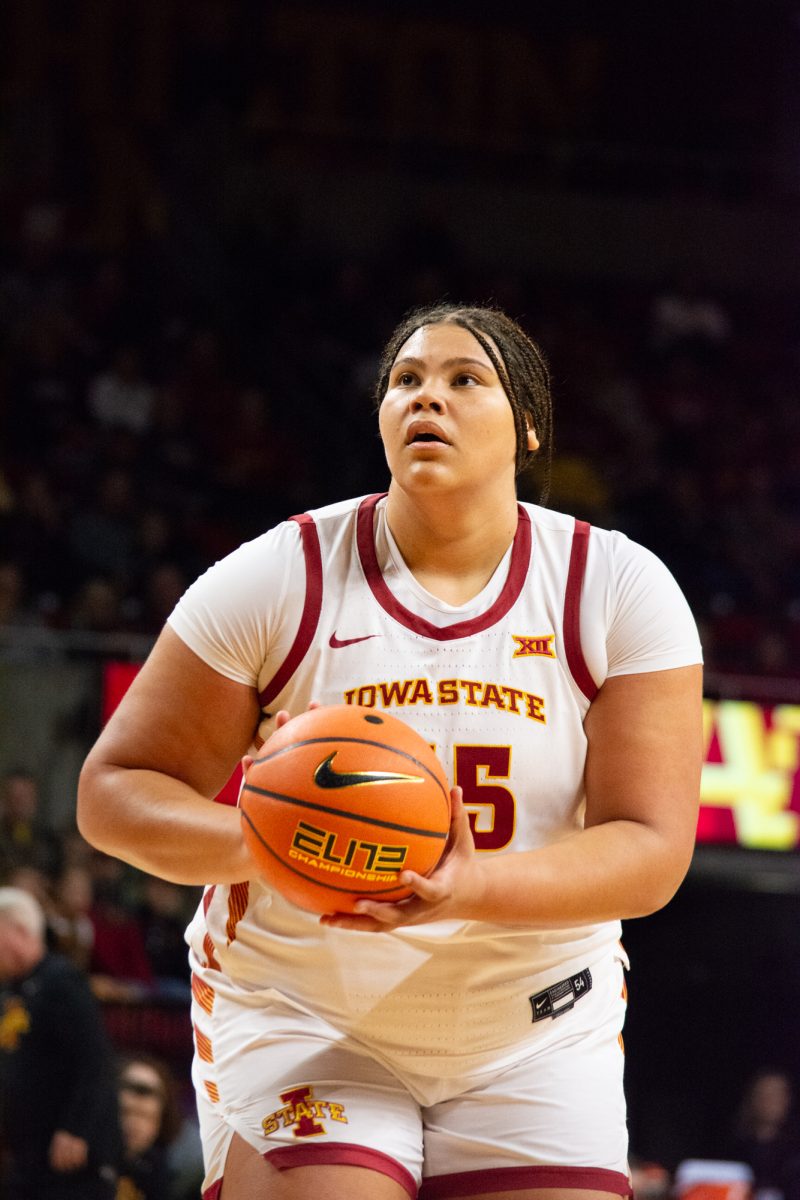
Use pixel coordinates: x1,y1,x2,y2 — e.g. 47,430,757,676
400,465,455,492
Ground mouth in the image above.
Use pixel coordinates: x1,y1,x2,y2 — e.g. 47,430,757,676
405,422,450,446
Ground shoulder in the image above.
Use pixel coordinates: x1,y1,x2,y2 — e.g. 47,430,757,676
522,503,680,587
165,496,367,685
596,529,703,675
521,506,702,679
589,524,690,597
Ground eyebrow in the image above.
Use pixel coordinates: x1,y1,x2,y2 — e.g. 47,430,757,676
392,356,494,372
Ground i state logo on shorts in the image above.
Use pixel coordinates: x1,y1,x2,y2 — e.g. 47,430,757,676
261,1085,349,1138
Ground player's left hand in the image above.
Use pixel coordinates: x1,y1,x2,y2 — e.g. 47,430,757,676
319,787,483,932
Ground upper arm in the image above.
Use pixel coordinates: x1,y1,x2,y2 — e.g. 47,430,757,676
583,664,704,868
82,625,262,799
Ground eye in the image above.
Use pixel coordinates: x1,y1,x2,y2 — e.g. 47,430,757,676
395,371,417,387
453,373,479,387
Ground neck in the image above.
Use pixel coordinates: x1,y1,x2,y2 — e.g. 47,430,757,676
384,483,520,603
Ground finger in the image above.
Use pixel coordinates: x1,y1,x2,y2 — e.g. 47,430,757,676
275,703,318,732
241,754,254,773
450,786,470,833
397,871,445,902
450,788,475,845
431,799,471,871
353,899,407,923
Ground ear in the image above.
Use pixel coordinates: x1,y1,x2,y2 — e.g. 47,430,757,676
526,427,540,452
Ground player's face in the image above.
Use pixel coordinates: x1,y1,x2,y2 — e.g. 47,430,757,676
379,323,521,495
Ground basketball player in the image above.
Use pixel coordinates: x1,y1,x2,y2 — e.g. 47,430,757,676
78,304,704,1200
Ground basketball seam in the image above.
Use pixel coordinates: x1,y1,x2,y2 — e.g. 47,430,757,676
253,736,450,802
240,783,449,839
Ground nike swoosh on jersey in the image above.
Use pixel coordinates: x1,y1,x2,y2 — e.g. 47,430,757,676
313,752,424,789
329,632,379,648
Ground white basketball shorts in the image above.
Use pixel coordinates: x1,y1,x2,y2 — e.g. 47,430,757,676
191,952,631,1199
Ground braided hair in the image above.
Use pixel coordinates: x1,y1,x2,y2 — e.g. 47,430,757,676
374,302,553,502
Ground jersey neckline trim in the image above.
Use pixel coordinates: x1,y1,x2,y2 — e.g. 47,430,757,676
356,492,532,641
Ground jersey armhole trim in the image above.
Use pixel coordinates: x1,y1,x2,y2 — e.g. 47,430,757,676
258,513,323,707
564,518,599,702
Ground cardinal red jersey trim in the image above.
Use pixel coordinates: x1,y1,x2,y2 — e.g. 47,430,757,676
357,493,532,641
259,514,323,707
266,1143,416,1198
420,1164,632,1197
563,519,598,702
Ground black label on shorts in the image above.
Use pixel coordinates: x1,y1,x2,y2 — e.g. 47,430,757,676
529,968,592,1022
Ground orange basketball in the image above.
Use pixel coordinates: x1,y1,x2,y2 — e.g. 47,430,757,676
239,705,451,914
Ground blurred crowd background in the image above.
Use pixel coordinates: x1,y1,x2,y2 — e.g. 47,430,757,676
0,2,799,1197
0,1,798,682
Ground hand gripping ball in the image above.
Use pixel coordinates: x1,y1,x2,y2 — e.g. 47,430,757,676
240,705,452,914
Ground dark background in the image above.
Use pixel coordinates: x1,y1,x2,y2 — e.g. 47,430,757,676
1,0,799,1173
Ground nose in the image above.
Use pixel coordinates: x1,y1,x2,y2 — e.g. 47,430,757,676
410,387,445,413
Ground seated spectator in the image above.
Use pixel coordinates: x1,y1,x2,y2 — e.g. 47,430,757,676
89,877,155,1001
70,851,156,1000
0,469,76,618
726,1069,800,1200
134,561,188,636
116,1053,203,1200
137,876,194,1000
68,575,127,633
0,561,47,630
87,345,155,437
2,863,53,912
0,886,122,1199
48,864,96,974
0,769,62,879
630,1155,672,1200
649,273,731,364
67,467,136,585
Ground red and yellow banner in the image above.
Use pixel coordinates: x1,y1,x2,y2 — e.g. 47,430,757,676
700,701,800,849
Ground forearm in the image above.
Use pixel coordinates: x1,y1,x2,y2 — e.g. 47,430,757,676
77,764,253,885
460,819,693,926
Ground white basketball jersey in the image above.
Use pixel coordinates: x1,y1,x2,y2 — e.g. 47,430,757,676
179,493,701,1072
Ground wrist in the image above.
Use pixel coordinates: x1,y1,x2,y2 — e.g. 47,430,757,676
454,855,493,921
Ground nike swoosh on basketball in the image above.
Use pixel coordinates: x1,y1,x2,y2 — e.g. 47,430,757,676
314,752,424,789
329,632,379,648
